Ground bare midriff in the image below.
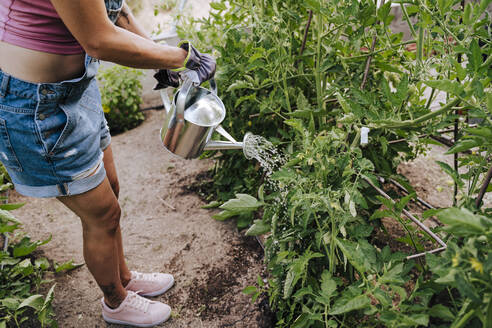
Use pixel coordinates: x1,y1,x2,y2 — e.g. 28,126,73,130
0,41,86,83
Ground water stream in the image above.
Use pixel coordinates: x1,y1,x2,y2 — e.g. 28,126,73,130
243,134,285,178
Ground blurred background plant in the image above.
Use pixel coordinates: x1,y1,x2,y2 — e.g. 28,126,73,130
98,65,145,134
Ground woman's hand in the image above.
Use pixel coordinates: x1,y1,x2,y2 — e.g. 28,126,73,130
153,42,216,89
172,41,216,85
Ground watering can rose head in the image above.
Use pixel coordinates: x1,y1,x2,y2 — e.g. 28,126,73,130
153,41,216,90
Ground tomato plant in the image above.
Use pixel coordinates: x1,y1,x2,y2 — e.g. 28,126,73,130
181,0,491,326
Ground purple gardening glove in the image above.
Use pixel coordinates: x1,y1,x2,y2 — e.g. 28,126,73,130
172,41,216,85
153,69,180,90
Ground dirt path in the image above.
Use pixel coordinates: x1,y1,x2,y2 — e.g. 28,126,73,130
10,110,270,328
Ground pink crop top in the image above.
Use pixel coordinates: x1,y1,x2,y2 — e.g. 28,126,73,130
0,0,84,55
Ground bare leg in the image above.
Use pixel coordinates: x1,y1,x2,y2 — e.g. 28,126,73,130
103,145,132,287
58,178,126,308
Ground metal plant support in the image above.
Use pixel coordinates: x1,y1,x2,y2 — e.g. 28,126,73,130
1,190,9,270
152,0,189,45
364,177,447,260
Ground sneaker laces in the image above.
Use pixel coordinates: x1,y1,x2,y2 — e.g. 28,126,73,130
133,271,159,282
127,292,151,313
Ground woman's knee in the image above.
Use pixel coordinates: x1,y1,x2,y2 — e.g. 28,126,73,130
102,202,121,233
84,201,121,235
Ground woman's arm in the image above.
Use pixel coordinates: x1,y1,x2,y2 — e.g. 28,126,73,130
49,0,186,69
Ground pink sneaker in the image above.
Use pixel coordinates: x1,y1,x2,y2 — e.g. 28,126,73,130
125,271,174,297
101,291,171,327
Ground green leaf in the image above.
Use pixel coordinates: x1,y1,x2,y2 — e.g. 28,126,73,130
35,257,50,270
209,2,227,11
0,203,24,211
283,266,301,299
291,313,309,328
220,194,263,213
377,2,392,25
319,270,337,301
336,239,367,273
284,252,323,299
43,284,56,309
464,127,492,139
436,161,463,187
467,39,482,73
375,62,403,74
435,269,457,284
1,298,20,310
424,80,464,97
0,209,20,223
487,92,492,114
329,294,371,315
13,235,52,258
429,304,455,322
450,58,467,81
226,80,250,92
242,286,257,295
246,219,270,236
437,208,486,236
462,3,472,26
336,93,351,113
18,295,44,311
349,200,357,217
54,260,84,273
13,237,38,258
445,138,481,154
201,201,221,209
212,210,238,221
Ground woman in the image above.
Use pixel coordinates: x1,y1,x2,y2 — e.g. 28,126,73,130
0,0,215,326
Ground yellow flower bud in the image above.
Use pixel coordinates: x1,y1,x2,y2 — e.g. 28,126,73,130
452,254,459,267
469,258,483,274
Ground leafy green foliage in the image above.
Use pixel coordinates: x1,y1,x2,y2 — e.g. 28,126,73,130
181,0,491,326
0,165,82,327
97,65,145,134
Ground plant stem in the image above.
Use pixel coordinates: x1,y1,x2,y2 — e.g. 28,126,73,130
373,98,460,129
416,24,424,66
282,70,292,113
297,10,313,65
341,40,416,60
401,3,417,38
314,213,332,269
315,12,323,110
361,0,385,90
361,34,378,90
425,88,436,109
480,54,492,70
453,117,459,206
476,164,492,209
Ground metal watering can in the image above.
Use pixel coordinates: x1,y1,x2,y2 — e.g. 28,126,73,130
160,79,250,159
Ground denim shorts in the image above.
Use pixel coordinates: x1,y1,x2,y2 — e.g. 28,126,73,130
0,56,111,198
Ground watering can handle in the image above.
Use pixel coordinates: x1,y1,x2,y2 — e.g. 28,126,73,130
175,78,218,117
175,78,194,118
160,88,173,115
209,79,217,95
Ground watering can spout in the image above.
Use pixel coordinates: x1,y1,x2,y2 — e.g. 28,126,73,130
203,140,244,151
